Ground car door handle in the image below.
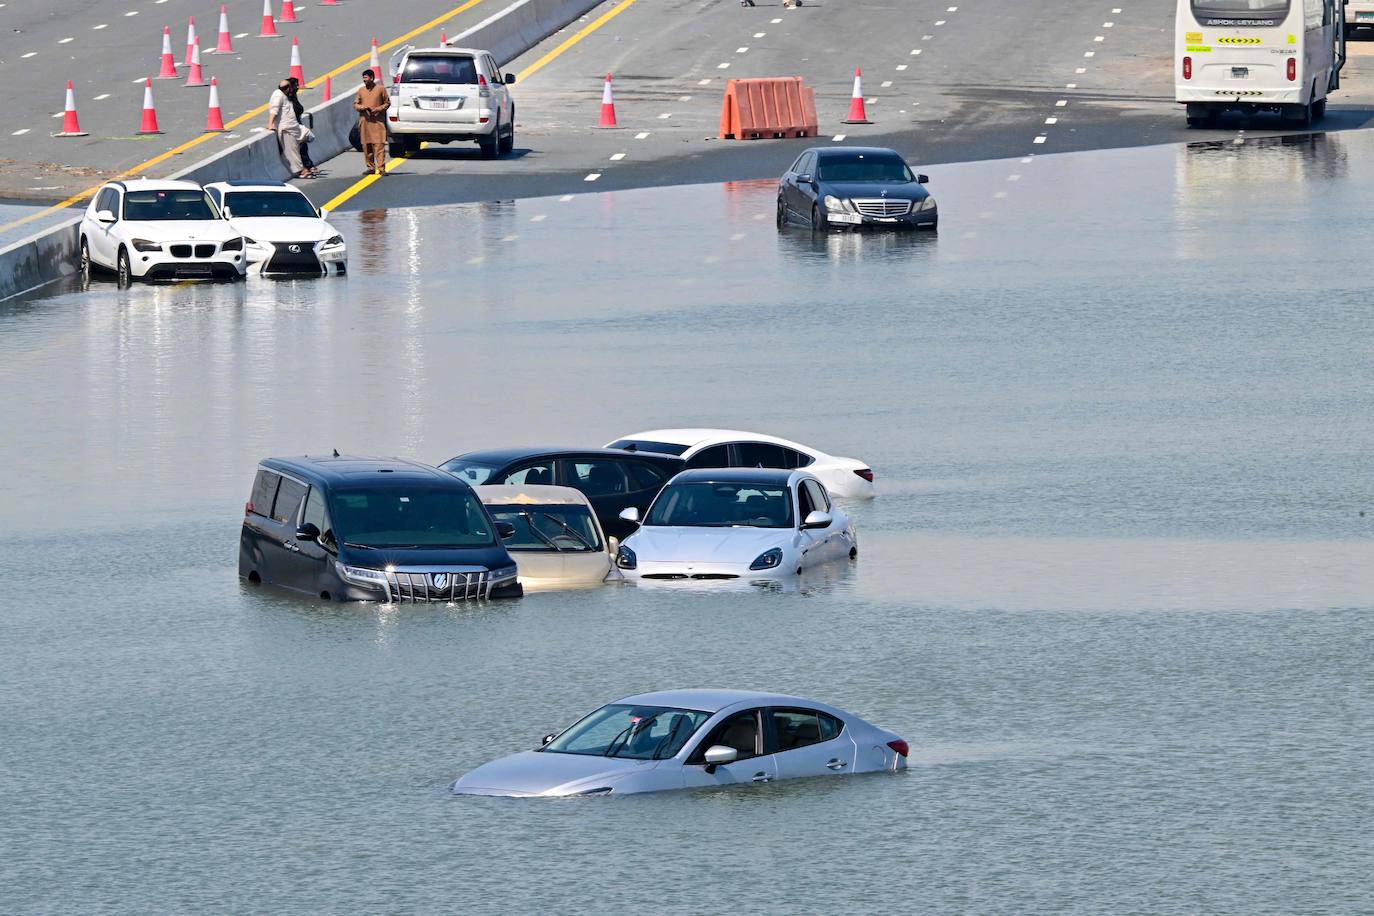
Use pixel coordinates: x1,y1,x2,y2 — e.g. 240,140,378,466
826,759,847,770
752,772,772,783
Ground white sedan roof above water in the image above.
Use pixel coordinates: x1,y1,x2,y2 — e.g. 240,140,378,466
610,428,819,451
615,688,840,714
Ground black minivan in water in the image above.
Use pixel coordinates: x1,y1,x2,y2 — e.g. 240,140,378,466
239,455,522,602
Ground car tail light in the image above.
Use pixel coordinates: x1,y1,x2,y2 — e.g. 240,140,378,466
1182,56,1191,80
244,501,254,516
854,468,874,482
1287,57,1296,81
887,739,909,757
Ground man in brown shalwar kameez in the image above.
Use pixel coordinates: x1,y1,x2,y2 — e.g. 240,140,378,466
354,69,391,176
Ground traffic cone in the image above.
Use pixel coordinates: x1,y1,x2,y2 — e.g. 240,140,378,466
369,38,380,80
280,0,300,23
842,67,871,124
185,37,207,87
259,0,279,37
320,0,338,5
598,73,618,128
138,78,164,134
205,77,226,131
54,80,88,137
440,30,448,45
184,17,198,65
289,36,304,83
156,26,179,79
322,75,332,102
209,5,234,54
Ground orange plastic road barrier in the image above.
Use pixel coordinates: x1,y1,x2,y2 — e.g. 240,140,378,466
718,77,817,141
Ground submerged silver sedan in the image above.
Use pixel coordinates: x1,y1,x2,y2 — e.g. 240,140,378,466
451,689,909,797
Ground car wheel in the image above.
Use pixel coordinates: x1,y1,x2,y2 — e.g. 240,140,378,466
79,237,92,283
776,197,786,229
116,247,132,288
388,138,406,158
811,204,827,232
348,124,362,152
404,137,422,156
479,119,499,159
499,110,514,156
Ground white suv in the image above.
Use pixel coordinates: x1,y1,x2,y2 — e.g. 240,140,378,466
79,179,246,286
386,45,515,159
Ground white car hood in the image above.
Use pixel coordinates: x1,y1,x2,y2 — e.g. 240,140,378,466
452,750,656,797
626,526,790,563
228,216,330,242
126,220,239,241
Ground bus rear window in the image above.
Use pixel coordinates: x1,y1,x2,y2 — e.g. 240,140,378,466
1191,0,1290,23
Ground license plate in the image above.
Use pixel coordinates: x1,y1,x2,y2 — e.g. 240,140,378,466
1231,67,1249,79
420,98,461,110
829,212,862,224
1358,11,1374,19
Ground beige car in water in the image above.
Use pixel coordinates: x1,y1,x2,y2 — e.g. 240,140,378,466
476,485,619,590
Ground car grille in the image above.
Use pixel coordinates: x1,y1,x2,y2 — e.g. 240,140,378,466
170,244,192,258
194,243,216,258
851,199,912,217
265,241,322,275
383,568,490,602
642,573,740,581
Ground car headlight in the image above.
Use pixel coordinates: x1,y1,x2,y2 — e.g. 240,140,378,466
823,195,851,213
488,564,518,582
323,235,344,248
918,196,937,211
221,236,244,251
131,238,162,252
749,547,784,571
335,561,386,588
616,545,637,570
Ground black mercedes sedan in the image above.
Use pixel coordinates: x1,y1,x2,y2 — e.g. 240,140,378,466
438,448,685,540
776,146,937,231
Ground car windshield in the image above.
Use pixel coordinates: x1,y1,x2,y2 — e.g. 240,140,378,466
644,482,794,529
606,438,689,456
223,191,318,218
402,54,477,84
543,704,712,760
330,486,494,548
441,459,497,486
818,155,912,182
123,189,218,221
485,504,601,552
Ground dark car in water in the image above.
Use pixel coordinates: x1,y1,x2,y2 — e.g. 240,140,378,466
776,146,937,231
239,455,522,602
439,448,685,541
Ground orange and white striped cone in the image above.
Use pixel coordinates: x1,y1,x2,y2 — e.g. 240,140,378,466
280,0,300,23
205,77,226,131
54,80,88,137
210,5,234,53
320,0,338,6
138,78,164,134
598,73,618,128
369,38,380,80
289,36,304,84
842,67,871,124
322,75,332,102
259,0,279,37
184,37,207,87
156,26,179,79
440,30,448,45
184,17,198,66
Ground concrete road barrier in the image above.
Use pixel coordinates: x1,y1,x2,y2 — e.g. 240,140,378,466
719,78,819,141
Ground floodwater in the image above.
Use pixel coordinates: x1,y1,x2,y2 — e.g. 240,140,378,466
2,134,1372,913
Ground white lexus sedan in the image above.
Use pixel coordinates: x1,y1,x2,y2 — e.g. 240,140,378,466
79,179,246,286
452,689,909,797
204,181,346,276
614,468,856,582
606,428,875,499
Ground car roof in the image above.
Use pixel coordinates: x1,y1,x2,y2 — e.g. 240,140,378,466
614,429,815,454
413,45,481,55
475,484,592,507
262,454,461,487
449,447,683,466
814,146,903,159
615,688,840,714
670,467,801,487
112,178,204,192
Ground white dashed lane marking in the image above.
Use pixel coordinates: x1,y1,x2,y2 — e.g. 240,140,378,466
1045,117,1058,124
94,93,110,100
935,19,946,25
1033,136,1047,144
124,10,138,16
610,152,626,160
12,128,30,136
881,80,893,88
1094,35,1105,42
59,37,74,44
770,17,782,23
530,214,547,222
698,78,712,85
896,64,908,71
1056,99,1067,106
1076,67,1087,73
634,131,649,139
754,32,765,38
832,133,846,141
911,48,922,55
1084,51,1095,57
717,62,730,69
657,112,671,119
93,23,107,29
584,173,601,182
736,47,749,53
559,194,575,202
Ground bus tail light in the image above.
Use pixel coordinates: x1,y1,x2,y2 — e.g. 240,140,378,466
1287,57,1296,81
1183,56,1192,80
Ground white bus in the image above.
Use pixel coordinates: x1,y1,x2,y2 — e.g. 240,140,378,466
1176,0,1345,127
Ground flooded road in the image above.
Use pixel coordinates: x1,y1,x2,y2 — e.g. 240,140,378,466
2,134,1372,913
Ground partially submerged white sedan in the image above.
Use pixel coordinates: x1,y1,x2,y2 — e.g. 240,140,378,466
614,468,856,582
476,484,618,590
204,180,347,276
606,428,875,499
451,689,909,797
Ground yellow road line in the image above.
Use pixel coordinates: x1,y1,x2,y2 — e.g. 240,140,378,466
320,0,642,213
0,0,486,237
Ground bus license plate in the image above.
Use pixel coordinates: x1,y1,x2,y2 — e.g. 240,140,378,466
1231,67,1249,79
1358,10,1374,19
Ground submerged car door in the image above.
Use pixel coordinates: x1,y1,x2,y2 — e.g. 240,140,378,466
766,708,856,780
241,468,283,581
795,481,825,569
265,476,312,593
90,187,121,266
275,483,332,595
802,479,843,561
680,709,778,789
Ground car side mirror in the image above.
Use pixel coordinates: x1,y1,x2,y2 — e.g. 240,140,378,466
295,522,320,542
318,207,328,218
798,174,815,185
607,535,619,556
504,73,516,85
541,733,556,747
220,206,232,218
496,521,517,540
917,173,929,184
703,745,738,773
801,510,832,530
96,209,116,224
618,506,640,524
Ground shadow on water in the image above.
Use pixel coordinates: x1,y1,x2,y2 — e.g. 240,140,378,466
776,225,939,265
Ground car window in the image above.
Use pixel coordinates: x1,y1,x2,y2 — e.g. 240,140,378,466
799,152,816,176
797,482,815,521
803,479,831,513
205,186,222,208
817,154,912,182
486,55,503,82
685,444,730,469
122,189,218,221
223,191,317,218
626,461,667,491
402,54,478,84
769,709,833,753
249,470,281,517
566,460,629,497
95,187,118,215
789,153,808,174
785,447,814,468
818,712,844,741
273,478,308,524
302,486,331,543
485,504,602,552
691,710,761,762
497,463,554,486
544,704,711,760
736,441,792,469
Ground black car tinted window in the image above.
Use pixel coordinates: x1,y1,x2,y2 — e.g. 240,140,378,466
626,462,667,491
818,712,844,741
797,482,815,520
498,463,553,486
249,470,280,517
736,441,790,469
566,460,629,496
685,444,730,469
123,189,218,221
818,155,912,182
302,486,331,538
273,478,308,524
224,191,317,218
769,709,828,753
